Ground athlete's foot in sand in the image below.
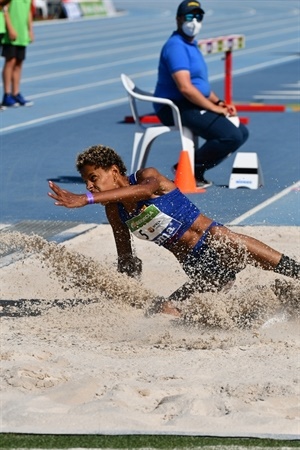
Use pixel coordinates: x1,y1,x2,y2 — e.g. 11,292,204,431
146,297,181,317
160,300,181,317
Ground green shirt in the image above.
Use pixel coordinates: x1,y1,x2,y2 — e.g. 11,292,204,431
2,0,31,46
0,11,5,35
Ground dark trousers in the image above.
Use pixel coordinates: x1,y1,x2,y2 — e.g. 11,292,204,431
156,99,249,179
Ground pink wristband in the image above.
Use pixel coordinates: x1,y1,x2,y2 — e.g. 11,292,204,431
86,192,95,205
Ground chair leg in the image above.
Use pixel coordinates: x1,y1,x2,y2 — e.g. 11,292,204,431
136,127,172,171
181,127,196,174
131,131,144,173
137,139,154,170
136,139,153,170
193,135,198,151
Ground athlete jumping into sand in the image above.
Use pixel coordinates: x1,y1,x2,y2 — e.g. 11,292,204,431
48,145,300,316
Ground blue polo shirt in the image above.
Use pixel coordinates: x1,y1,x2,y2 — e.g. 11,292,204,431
153,31,211,112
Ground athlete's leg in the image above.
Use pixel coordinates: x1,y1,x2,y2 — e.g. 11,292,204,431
209,226,299,278
11,59,23,96
2,57,16,94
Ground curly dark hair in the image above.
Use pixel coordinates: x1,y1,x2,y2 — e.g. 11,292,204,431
76,145,127,175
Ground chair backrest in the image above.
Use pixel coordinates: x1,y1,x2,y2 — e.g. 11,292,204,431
121,73,142,126
120,74,197,172
120,73,183,132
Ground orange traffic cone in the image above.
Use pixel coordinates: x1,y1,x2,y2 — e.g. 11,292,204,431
174,150,206,194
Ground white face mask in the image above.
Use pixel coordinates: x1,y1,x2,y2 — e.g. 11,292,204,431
182,20,202,37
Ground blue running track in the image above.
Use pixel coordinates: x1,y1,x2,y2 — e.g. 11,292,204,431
0,0,299,228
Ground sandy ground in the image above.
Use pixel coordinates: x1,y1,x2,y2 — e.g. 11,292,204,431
0,225,299,438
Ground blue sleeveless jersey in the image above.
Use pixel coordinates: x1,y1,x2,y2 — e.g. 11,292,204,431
117,173,201,248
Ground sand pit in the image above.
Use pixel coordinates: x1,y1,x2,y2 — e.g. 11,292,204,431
0,225,299,438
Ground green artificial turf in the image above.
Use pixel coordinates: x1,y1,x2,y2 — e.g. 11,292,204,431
0,434,299,449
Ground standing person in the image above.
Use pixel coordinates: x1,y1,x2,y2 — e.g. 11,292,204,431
48,145,299,316
0,0,10,110
153,0,249,188
1,0,34,107
0,0,10,45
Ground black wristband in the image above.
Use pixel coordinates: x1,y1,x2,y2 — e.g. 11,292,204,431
216,99,224,105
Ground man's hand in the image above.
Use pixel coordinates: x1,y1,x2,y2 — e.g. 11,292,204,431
223,102,237,116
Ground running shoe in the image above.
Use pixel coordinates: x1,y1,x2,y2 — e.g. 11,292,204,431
2,93,19,107
0,104,6,111
13,93,34,107
172,163,178,174
195,177,213,188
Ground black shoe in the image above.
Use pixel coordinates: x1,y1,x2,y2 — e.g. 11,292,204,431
196,177,213,188
173,164,212,188
171,164,178,174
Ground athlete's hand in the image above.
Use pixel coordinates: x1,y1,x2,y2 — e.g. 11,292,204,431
48,181,88,208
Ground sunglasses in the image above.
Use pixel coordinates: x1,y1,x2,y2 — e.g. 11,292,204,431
184,13,204,22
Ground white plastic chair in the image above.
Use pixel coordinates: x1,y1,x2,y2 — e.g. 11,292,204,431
121,73,197,173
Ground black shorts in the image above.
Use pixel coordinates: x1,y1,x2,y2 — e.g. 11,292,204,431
2,44,26,61
181,245,237,292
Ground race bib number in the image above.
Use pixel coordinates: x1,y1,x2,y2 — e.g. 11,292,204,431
126,204,181,246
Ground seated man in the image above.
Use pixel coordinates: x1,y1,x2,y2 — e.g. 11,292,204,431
153,0,249,188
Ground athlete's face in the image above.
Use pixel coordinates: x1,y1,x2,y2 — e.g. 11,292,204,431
80,164,118,193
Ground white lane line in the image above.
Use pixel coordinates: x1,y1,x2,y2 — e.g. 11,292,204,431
225,54,299,77
21,35,300,85
227,181,300,226
253,94,300,99
209,54,299,81
256,90,300,95
1,52,298,133
1,53,298,133
24,33,300,70
283,82,300,87
22,53,159,83
31,27,169,53
30,10,298,47
26,71,158,100
29,17,299,55
25,40,162,68
20,52,300,97
0,98,128,133
28,77,123,99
